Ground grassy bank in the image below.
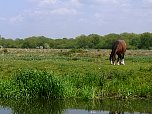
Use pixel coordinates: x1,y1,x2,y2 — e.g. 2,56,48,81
0,49,152,99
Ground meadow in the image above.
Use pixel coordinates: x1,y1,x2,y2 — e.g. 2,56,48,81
0,48,152,99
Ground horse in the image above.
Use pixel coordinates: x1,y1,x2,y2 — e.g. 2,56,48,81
109,40,126,65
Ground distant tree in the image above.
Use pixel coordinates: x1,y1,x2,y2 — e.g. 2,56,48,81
0,37,5,48
76,35,88,48
5,39,16,48
87,34,100,48
120,32,140,49
129,34,140,49
22,37,37,48
1,32,152,49
139,32,152,49
101,33,120,49
14,38,24,48
21,36,50,48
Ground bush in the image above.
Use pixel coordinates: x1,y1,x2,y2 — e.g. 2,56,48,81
0,69,63,99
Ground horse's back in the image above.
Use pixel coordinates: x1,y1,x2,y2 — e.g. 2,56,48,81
117,40,126,50
112,40,126,54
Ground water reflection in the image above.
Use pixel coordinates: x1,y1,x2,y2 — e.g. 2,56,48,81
0,98,152,114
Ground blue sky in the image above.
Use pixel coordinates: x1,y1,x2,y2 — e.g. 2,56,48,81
0,0,152,39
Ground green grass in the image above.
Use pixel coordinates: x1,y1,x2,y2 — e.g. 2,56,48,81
0,69,63,99
0,49,152,99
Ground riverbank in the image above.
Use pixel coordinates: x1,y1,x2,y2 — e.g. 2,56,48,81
0,49,152,99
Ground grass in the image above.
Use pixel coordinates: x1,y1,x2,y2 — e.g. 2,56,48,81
0,69,63,99
0,48,152,99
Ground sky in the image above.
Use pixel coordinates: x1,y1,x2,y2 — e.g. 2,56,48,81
0,0,152,39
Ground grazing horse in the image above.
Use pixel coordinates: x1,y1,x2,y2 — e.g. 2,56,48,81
110,40,126,65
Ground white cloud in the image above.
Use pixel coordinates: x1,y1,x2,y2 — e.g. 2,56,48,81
95,0,119,4
0,17,6,21
51,7,78,15
25,0,80,16
0,15,24,25
77,0,125,6
142,0,152,8
28,0,59,7
10,15,24,23
70,0,82,7
38,0,58,7
144,0,152,3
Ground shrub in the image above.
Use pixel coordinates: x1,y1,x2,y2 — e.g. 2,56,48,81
0,69,63,99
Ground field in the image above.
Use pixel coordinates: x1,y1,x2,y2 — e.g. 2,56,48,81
0,48,152,99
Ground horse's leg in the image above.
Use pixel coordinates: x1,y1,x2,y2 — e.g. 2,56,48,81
120,53,125,65
117,54,121,65
110,54,113,65
110,60,113,65
112,55,116,65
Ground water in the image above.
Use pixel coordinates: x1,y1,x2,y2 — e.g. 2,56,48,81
0,98,152,114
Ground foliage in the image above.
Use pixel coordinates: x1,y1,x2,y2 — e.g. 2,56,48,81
1,32,152,49
0,69,63,99
139,32,152,49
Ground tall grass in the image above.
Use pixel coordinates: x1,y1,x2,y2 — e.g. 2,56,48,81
1,67,152,99
0,49,152,99
0,69,63,99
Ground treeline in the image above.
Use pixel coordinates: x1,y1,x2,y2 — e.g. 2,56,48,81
0,32,152,49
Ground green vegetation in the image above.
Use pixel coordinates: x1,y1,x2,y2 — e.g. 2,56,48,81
0,69,63,99
0,49,152,99
1,32,152,49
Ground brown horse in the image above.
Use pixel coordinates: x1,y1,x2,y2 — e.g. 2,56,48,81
110,40,126,65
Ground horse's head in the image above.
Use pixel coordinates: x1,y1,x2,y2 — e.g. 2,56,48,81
109,53,116,65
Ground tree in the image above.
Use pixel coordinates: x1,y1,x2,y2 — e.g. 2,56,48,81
76,35,88,48
139,32,152,49
87,34,100,48
101,33,120,49
120,32,140,49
